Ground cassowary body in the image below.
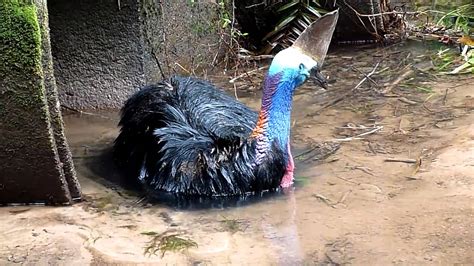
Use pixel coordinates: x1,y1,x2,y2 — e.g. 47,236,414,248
114,76,287,196
113,11,339,198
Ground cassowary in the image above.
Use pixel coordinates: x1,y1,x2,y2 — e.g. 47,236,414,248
113,10,339,198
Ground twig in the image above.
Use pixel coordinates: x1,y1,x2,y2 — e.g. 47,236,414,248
332,126,383,142
174,63,191,74
158,0,171,73
313,190,353,208
351,66,378,86
229,66,266,83
230,0,235,49
398,97,418,105
144,2,166,79
442,89,448,105
354,62,380,90
412,157,422,175
343,0,379,39
337,190,352,205
312,193,337,209
382,67,414,94
343,3,444,18
353,166,374,176
233,83,238,100
245,2,265,8
384,158,417,164
237,54,274,61
295,146,319,160
61,105,114,121
334,175,359,185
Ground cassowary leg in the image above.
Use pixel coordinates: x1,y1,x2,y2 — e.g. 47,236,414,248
280,143,295,188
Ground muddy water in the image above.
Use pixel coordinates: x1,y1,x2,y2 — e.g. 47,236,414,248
1,41,473,265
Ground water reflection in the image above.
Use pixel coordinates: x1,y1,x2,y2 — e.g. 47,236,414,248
261,188,304,264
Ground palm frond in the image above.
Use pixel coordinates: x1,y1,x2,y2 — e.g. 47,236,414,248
259,0,330,54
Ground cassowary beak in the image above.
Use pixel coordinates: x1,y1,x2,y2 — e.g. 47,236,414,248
310,65,328,90
293,9,338,90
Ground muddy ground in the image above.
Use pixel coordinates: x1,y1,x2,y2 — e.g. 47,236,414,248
0,41,473,265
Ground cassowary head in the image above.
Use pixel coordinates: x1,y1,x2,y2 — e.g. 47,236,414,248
268,9,339,90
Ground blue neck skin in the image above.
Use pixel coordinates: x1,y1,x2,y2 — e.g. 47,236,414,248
260,69,302,151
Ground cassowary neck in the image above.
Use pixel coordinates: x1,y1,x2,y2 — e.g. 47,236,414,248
251,72,297,152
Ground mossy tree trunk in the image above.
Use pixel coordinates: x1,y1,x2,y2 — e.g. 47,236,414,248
0,0,81,205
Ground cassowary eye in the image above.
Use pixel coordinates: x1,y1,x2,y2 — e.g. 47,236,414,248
299,63,305,71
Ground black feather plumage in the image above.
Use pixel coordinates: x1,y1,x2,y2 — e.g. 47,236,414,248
114,76,286,197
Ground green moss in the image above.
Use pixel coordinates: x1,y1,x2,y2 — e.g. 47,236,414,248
0,0,42,75
0,0,49,114
143,230,198,258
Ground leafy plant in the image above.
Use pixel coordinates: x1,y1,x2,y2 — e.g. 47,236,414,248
431,46,474,75
261,0,328,54
436,4,474,34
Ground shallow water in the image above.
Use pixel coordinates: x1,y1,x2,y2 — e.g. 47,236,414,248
1,40,473,264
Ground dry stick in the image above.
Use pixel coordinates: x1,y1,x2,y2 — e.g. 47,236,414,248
174,62,191,74
343,0,379,39
384,158,417,164
314,190,353,209
442,88,448,105
398,97,418,105
295,146,319,160
229,66,267,83
146,32,166,80
60,105,114,121
332,126,383,142
412,157,422,175
351,66,378,86
342,2,444,18
312,193,337,209
308,62,380,116
334,175,360,185
382,67,414,94
338,190,352,205
353,166,374,176
158,0,171,73
237,54,274,61
233,83,239,100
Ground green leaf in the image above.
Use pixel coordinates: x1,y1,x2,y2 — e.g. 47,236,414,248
277,0,299,13
295,18,310,29
311,0,322,7
303,3,325,17
301,13,315,25
262,10,298,41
